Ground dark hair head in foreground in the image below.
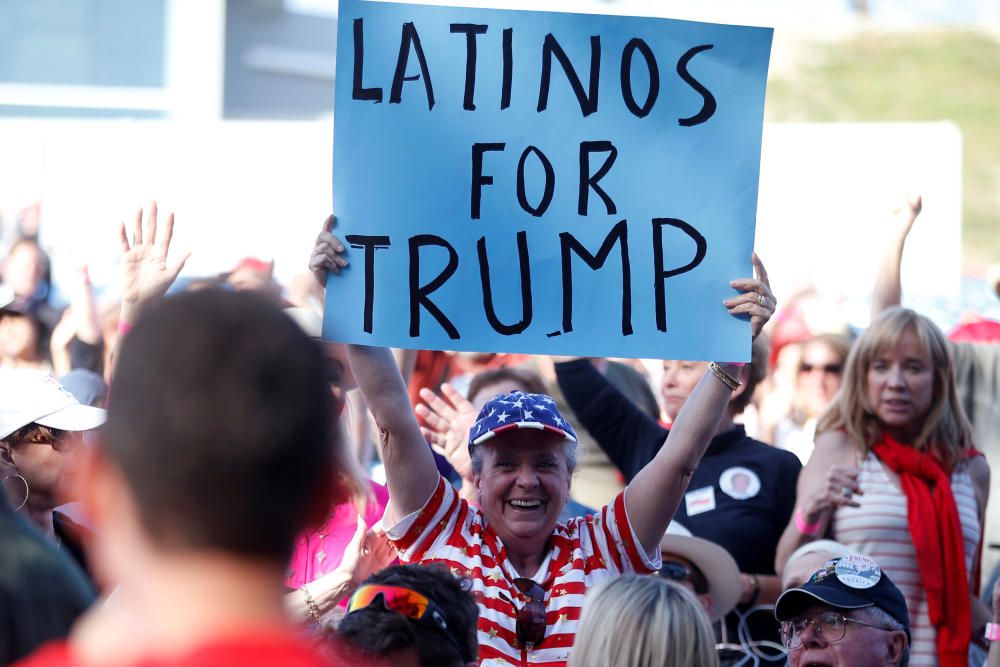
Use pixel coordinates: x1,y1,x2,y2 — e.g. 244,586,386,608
337,564,479,667
104,289,341,563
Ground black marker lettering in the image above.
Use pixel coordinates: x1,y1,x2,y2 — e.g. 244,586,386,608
344,234,391,333
516,146,555,217
352,19,383,103
578,140,618,216
501,28,513,109
652,218,707,331
676,45,716,126
471,143,506,219
390,22,436,110
450,23,488,111
620,38,659,118
560,220,632,335
537,34,601,117
477,231,533,335
408,235,460,339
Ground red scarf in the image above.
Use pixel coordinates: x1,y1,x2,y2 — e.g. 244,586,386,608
872,434,970,667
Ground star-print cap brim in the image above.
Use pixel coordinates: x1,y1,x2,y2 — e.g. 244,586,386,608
468,390,578,449
471,420,577,447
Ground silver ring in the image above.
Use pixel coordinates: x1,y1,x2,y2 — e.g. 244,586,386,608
840,486,853,499
756,293,766,307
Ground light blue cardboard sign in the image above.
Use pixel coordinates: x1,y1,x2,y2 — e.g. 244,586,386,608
326,0,772,361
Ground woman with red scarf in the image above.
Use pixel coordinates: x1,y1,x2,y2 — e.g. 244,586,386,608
775,307,990,667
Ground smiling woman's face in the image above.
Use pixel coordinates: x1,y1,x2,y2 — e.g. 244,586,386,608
474,430,571,559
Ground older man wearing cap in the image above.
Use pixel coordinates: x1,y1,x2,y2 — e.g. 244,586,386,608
0,370,105,576
311,216,777,667
775,555,910,667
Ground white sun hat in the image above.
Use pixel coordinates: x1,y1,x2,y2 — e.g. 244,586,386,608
0,369,106,441
660,521,742,621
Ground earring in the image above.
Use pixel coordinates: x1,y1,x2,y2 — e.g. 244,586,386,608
2,474,29,512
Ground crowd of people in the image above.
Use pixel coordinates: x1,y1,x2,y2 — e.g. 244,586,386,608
0,192,998,667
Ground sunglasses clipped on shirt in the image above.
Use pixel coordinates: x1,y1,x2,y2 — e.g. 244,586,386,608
346,584,470,661
511,577,547,648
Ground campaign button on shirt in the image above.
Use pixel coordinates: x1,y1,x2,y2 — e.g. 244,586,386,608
719,466,761,500
685,486,716,516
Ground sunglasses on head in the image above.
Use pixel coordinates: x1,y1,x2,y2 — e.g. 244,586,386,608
347,584,469,661
798,362,843,375
659,561,710,595
511,577,546,648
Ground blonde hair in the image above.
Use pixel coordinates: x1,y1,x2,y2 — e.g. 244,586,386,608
816,307,973,470
568,575,718,667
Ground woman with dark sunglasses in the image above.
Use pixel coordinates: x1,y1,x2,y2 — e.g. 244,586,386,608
0,370,106,581
770,333,853,465
311,218,775,666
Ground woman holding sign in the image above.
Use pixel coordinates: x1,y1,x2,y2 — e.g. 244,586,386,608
311,216,776,666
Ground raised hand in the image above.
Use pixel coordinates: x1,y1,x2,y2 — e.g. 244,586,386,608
415,383,477,485
309,214,349,287
119,202,189,315
893,192,922,228
337,516,396,592
724,252,775,340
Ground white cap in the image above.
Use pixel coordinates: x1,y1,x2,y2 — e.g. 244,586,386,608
0,369,106,440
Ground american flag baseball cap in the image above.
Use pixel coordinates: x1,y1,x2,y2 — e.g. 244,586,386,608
468,391,577,448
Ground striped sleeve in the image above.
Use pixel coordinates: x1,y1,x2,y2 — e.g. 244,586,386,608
383,476,462,563
595,490,661,574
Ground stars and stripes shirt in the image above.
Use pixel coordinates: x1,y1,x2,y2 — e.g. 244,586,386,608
383,477,660,667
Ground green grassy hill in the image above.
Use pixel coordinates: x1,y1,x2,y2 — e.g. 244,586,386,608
766,30,1000,271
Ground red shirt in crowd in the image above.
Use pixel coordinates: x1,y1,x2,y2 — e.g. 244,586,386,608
15,629,349,667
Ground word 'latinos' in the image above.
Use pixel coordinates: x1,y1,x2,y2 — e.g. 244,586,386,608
350,18,717,123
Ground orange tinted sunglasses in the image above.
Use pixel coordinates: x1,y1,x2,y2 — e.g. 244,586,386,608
347,584,433,618
346,585,469,661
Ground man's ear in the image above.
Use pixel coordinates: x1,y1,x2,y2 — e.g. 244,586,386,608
886,630,908,665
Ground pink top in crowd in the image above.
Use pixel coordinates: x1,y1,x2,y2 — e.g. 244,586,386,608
285,480,390,593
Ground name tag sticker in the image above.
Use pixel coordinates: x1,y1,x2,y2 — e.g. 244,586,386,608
685,486,717,516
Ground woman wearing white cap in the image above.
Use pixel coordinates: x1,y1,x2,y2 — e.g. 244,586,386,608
0,369,106,575
311,217,776,666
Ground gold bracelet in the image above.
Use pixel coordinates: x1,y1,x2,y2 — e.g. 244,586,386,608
708,362,742,391
302,584,323,625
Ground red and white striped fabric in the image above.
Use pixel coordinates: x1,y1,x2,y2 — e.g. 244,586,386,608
383,477,660,667
833,453,981,667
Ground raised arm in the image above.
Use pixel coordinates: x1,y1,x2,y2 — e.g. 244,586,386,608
872,194,921,318
118,203,190,327
554,358,666,482
310,215,439,524
111,203,190,376
773,430,859,572
625,253,775,556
